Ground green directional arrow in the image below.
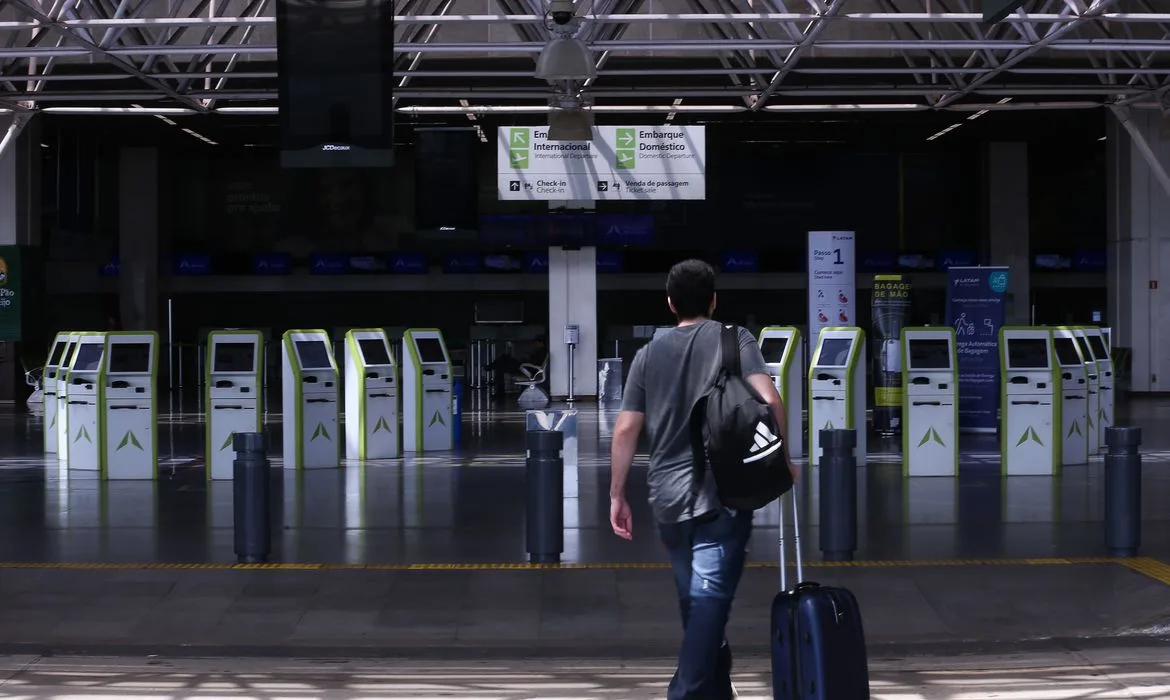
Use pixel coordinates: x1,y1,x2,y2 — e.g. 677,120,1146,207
1067,420,1083,438
74,425,92,444
220,432,235,451
429,410,446,427
49,414,56,428
917,427,945,448
310,422,331,442
1015,426,1044,447
1099,407,1109,426
116,430,144,451
373,416,392,434
822,420,833,430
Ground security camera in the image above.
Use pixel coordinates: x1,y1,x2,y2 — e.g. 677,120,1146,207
548,0,574,25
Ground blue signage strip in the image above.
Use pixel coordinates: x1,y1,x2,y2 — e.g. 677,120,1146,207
938,250,976,269
309,253,348,275
389,252,427,274
946,266,1009,434
173,253,211,275
99,254,120,278
596,250,623,273
442,253,482,274
859,252,896,273
523,251,549,273
252,252,291,275
721,251,758,273
1073,250,1106,271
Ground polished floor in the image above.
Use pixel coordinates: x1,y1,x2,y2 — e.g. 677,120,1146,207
2,391,1169,565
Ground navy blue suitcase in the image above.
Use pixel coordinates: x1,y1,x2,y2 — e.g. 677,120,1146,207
771,492,870,700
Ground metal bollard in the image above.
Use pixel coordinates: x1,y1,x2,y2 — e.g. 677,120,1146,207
819,428,858,562
526,429,564,564
233,432,272,564
1104,426,1142,558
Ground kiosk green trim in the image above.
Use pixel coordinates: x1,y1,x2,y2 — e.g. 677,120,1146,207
807,326,866,466
204,329,265,479
67,332,110,474
998,326,1062,475
100,330,160,480
281,328,340,469
899,326,959,478
403,327,452,450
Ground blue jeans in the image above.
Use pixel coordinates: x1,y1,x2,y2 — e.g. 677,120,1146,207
658,506,753,700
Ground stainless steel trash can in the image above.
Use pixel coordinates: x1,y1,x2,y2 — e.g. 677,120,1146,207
598,357,623,403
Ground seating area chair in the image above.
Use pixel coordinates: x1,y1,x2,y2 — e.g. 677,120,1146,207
515,355,550,407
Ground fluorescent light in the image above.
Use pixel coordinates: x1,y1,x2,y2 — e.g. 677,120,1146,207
215,106,278,114
763,103,924,112
396,104,745,114
926,123,962,141
42,106,196,114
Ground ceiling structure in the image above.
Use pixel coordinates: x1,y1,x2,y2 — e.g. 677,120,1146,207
0,0,1169,122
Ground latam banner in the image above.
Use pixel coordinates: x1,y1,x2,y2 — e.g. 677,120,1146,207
946,266,1010,434
496,126,706,201
871,274,912,437
806,231,856,361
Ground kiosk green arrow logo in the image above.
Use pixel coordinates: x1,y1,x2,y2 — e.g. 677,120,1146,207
1015,426,1044,447
1099,407,1109,426
822,419,834,430
49,414,56,428
220,432,235,451
615,128,637,170
508,128,530,170
116,430,143,451
1067,420,1083,438
310,422,331,442
917,427,945,448
373,416,392,434
429,410,446,427
74,425,92,443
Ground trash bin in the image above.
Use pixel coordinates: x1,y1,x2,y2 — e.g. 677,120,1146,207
598,358,623,403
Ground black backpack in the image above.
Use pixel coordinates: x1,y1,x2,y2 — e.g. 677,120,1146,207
688,323,794,512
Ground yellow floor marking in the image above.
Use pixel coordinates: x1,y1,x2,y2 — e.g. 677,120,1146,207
1120,557,1170,586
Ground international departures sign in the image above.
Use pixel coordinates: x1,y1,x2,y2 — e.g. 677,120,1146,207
496,126,707,201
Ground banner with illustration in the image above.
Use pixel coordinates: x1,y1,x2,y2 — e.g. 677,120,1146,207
946,266,1009,433
871,274,911,437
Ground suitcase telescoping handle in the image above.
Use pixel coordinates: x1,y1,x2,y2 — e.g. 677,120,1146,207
778,489,804,591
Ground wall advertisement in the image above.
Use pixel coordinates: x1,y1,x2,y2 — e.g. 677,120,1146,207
0,246,21,342
946,266,1009,433
871,274,912,437
806,231,856,361
496,126,706,201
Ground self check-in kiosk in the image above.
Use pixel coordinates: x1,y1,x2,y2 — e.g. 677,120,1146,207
344,329,400,460
1052,328,1089,466
1081,326,1114,448
1071,328,1100,453
282,329,340,469
999,327,1059,476
402,328,453,452
900,327,958,477
758,327,804,458
206,330,264,480
56,333,81,463
42,333,70,453
101,332,159,480
64,333,107,471
808,327,867,467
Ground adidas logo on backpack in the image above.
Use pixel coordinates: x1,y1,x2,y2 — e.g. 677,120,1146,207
746,421,783,463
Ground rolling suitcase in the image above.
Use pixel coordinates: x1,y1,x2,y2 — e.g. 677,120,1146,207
771,491,870,700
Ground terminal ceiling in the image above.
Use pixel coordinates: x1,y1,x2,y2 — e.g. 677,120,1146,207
1,0,1169,131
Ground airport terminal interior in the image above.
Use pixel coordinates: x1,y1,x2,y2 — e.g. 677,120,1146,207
3,0,1170,696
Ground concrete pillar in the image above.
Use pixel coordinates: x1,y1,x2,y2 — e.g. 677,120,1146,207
118,147,159,331
0,113,41,247
986,142,1031,326
1105,108,1170,393
548,246,597,398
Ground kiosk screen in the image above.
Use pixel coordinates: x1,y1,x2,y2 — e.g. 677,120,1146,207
1053,338,1081,366
294,340,333,370
214,342,256,373
1007,338,1050,369
760,337,789,364
908,339,951,370
1075,336,1095,361
60,343,77,369
1088,334,1109,360
817,338,853,367
415,337,446,363
358,339,392,366
48,341,67,366
108,343,151,373
72,343,104,372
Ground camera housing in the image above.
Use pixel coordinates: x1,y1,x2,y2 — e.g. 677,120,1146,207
548,0,574,25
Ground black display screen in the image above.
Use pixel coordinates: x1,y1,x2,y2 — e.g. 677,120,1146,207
1088,334,1109,360
59,343,76,369
72,343,104,372
1075,336,1095,361
358,338,391,366
415,337,446,364
760,337,789,364
108,343,151,373
908,339,951,370
1007,338,1049,369
1053,337,1081,366
214,342,256,373
48,341,67,366
817,338,853,367
295,340,333,369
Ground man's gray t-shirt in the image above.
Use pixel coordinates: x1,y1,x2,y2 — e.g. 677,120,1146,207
620,320,769,524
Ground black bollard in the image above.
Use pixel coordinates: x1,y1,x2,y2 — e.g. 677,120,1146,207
819,428,858,562
526,429,564,564
1104,426,1142,558
233,432,272,564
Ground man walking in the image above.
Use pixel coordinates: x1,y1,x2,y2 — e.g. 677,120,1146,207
609,259,797,700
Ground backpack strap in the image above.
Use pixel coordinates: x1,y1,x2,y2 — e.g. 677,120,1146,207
720,324,740,376
686,395,707,519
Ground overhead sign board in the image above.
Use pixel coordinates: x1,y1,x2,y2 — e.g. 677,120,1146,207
496,125,706,201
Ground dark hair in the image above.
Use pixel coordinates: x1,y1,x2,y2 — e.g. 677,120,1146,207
666,259,716,320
